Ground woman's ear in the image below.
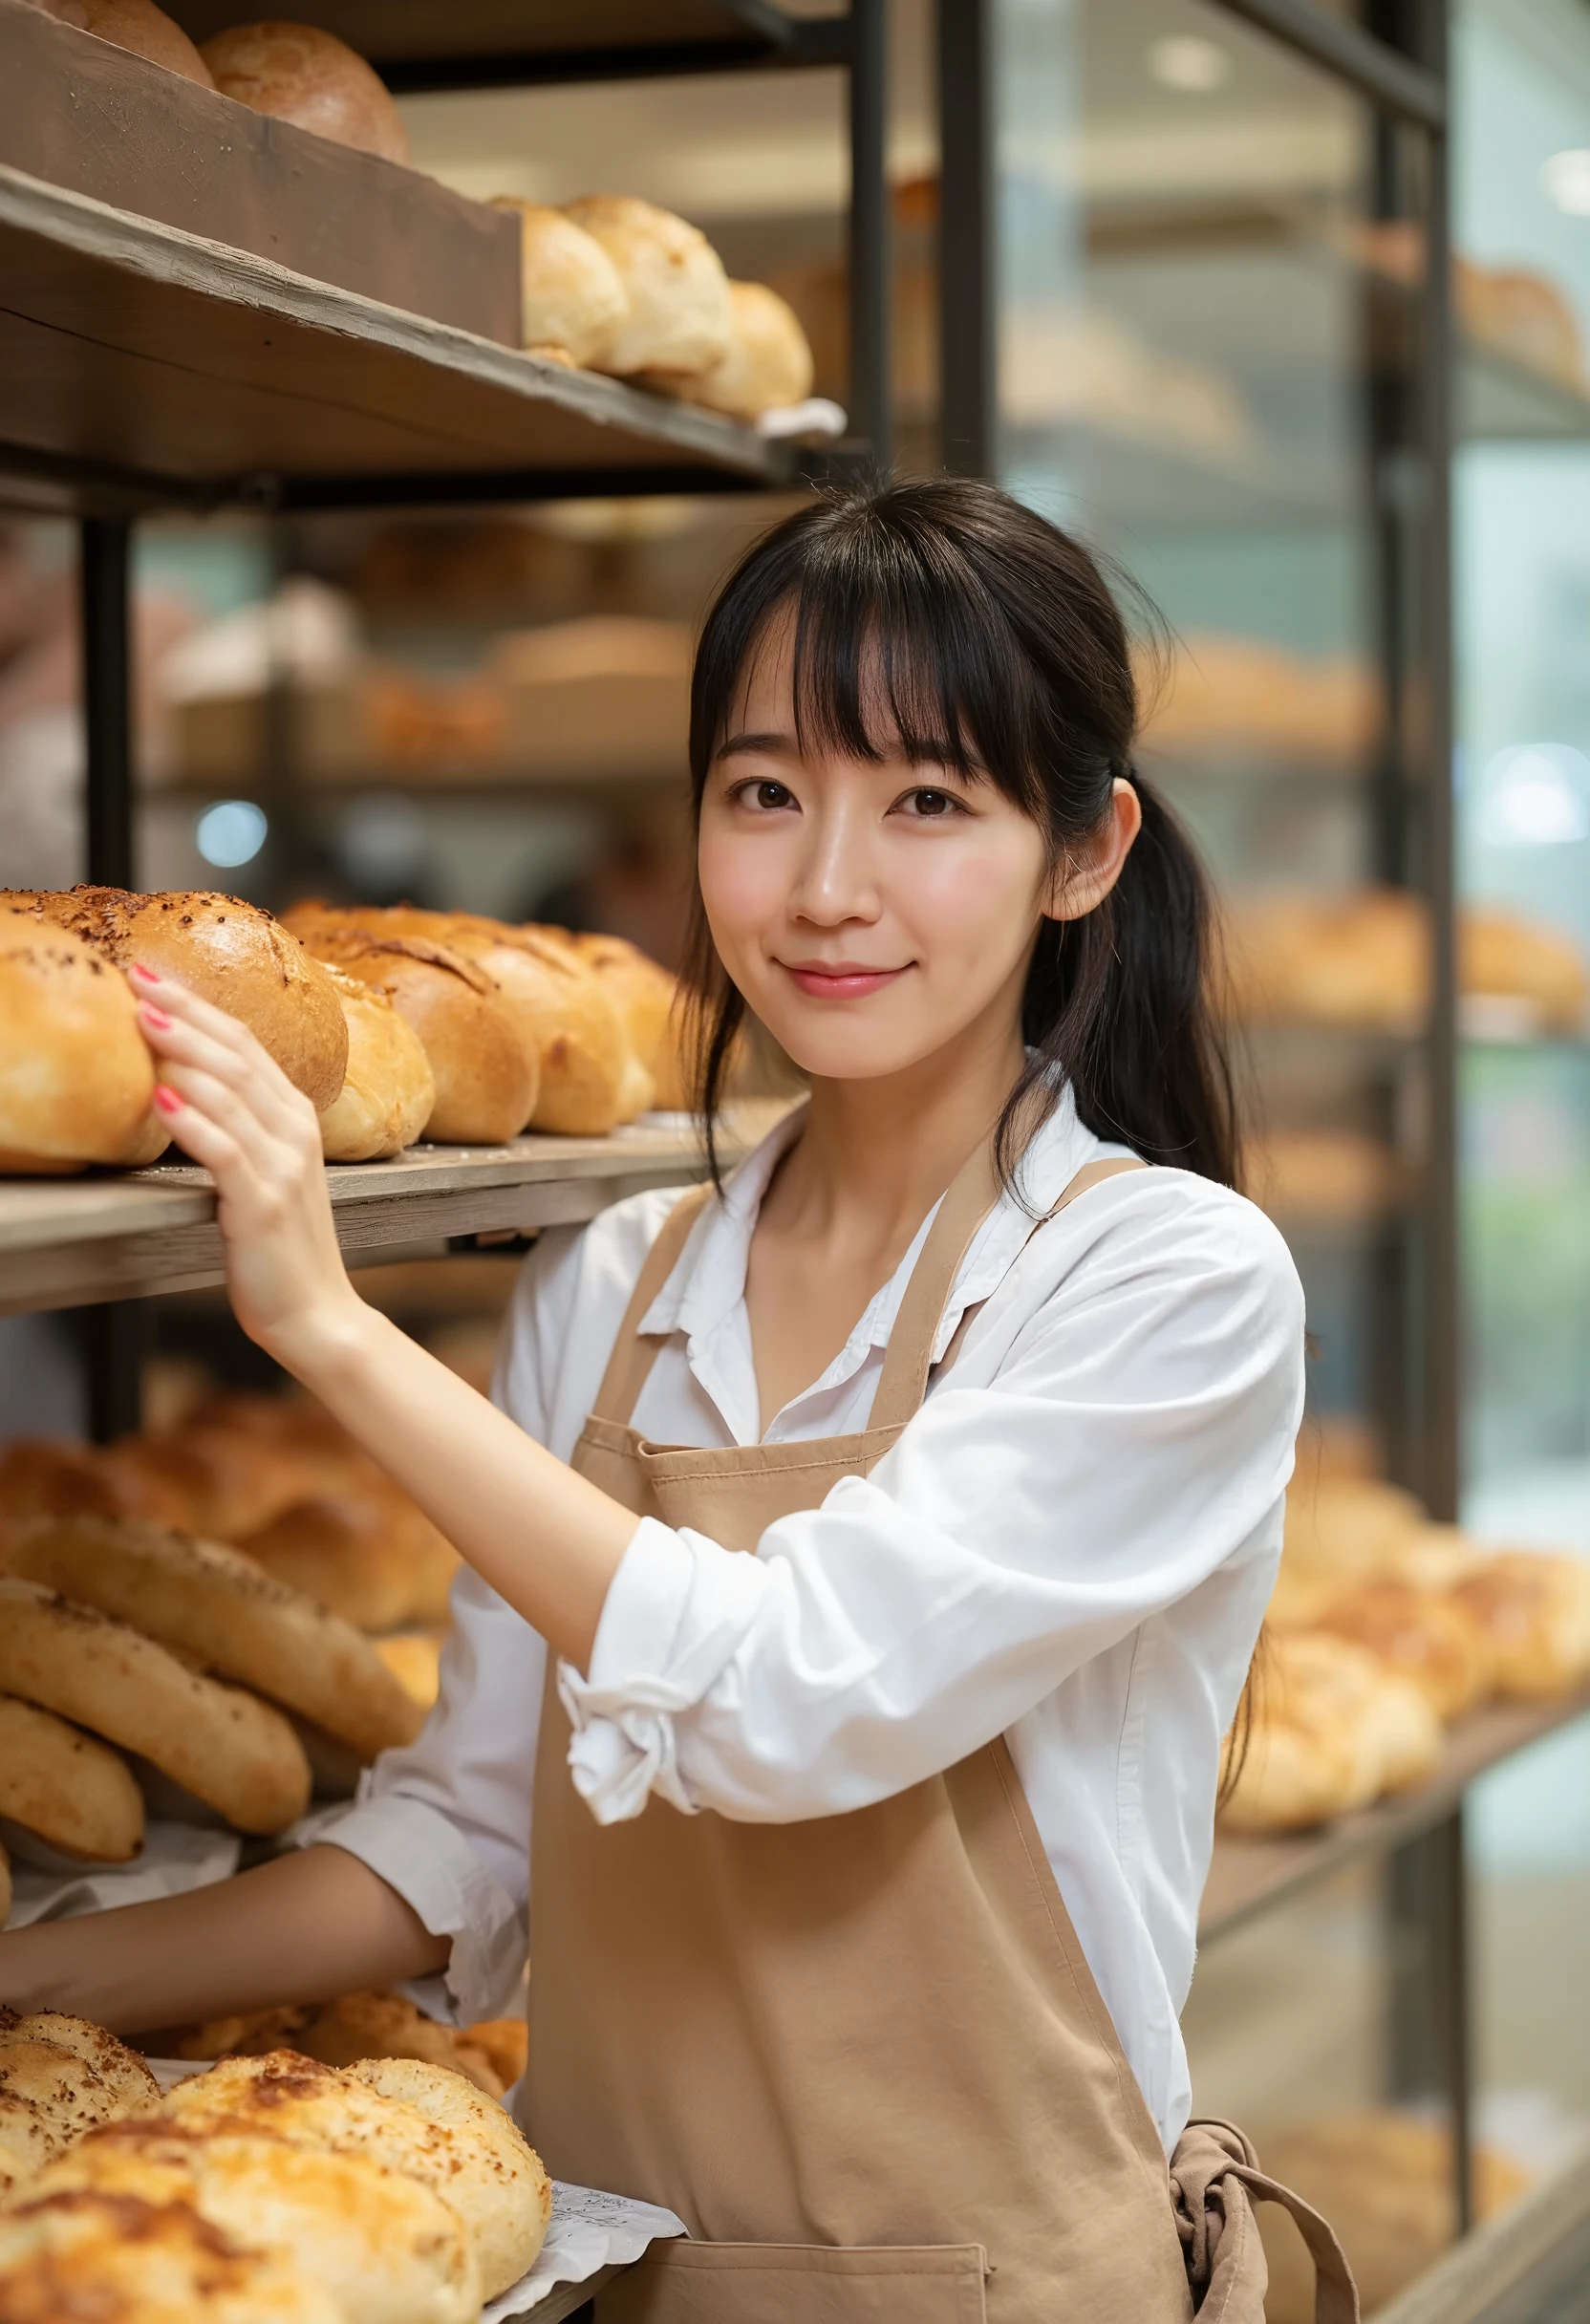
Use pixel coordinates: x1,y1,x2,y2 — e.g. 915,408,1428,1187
1042,779,1143,923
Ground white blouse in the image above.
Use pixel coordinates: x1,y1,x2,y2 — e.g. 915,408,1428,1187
305,1090,1304,2151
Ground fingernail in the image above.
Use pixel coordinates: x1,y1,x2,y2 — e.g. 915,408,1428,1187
153,1085,183,1116
140,1004,172,1030
130,962,161,984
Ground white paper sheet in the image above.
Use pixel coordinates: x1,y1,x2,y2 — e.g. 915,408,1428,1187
3,1820,241,1928
484,2184,687,2318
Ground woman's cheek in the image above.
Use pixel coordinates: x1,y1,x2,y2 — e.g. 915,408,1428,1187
698,829,785,978
893,831,1044,979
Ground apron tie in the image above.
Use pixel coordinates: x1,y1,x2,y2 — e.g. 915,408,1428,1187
1171,2117,1359,2324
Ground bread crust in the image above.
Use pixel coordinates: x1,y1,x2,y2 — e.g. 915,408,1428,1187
9,2016,159,2118
0,1694,145,1863
489,199,629,367
350,2058,550,2295
240,1496,457,1638
0,912,160,1170
679,279,815,419
25,0,214,85
0,2188,347,2324
318,970,435,1162
0,1578,311,1835
200,21,409,164
7,1518,422,1763
562,195,731,377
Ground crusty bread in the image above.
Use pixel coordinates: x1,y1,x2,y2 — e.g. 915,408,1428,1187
101,1425,311,1542
0,1437,187,1535
0,1693,145,1863
679,279,815,419
1316,1582,1494,1720
1451,1550,1590,1698
200,21,409,164
10,2015,159,2118
318,969,435,1163
0,2189,347,2324
0,911,161,1172
177,1990,503,2098
438,919,631,1134
240,1496,458,1636
569,931,688,1109
31,2122,480,2324
489,199,628,367
0,1578,311,1835
1219,1632,1442,1836
160,2050,548,2298
7,1518,421,1763
25,0,215,85
562,195,731,379
0,2011,157,2195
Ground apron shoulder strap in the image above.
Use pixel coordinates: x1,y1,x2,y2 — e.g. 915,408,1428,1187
868,1152,1147,1434
589,1178,718,1426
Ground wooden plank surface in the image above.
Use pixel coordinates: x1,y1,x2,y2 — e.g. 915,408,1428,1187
0,1105,786,1318
1200,1683,1590,1941
0,167,787,501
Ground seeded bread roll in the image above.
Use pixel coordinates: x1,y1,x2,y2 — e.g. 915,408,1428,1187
0,1694,145,1863
0,911,161,1173
489,199,629,367
10,2015,159,2117
7,1518,422,1762
350,2058,550,2294
30,2123,480,2324
0,1578,311,1835
318,968,436,1163
0,2189,347,2324
0,2012,157,2194
562,195,731,378
24,0,215,85
200,21,409,164
679,279,815,420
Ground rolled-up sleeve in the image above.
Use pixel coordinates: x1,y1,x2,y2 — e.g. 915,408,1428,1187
562,1179,1303,1827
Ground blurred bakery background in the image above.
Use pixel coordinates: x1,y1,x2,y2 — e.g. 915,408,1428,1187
7,0,1590,2313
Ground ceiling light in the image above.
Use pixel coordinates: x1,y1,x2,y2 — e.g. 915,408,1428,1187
1540,150,1590,214
1477,744,1590,847
1147,35,1231,95
195,799,268,869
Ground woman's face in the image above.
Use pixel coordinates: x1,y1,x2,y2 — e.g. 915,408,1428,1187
698,613,1134,1089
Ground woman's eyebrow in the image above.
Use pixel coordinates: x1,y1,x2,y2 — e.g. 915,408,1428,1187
716,729,798,760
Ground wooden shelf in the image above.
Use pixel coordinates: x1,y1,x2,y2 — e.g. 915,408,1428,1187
0,1104,787,1318
1458,341,1590,444
1199,1682,1590,1943
0,167,789,518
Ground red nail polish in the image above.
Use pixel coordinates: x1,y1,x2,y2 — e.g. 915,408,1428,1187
130,962,160,984
140,1004,172,1030
153,1085,183,1116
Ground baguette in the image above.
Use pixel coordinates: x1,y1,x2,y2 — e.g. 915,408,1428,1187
0,1693,145,1863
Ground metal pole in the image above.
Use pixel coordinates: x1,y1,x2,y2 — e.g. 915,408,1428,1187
937,0,994,478
848,0,891,469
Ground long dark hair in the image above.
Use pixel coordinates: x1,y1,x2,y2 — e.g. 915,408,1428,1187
682,476,1237,1194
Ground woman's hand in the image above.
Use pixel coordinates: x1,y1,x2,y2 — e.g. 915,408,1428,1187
132,965,362,1371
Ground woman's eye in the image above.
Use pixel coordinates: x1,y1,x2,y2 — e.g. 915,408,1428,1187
900,787,960,818
749,779,793,810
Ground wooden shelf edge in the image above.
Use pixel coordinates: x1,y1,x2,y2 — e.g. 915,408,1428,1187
1199,1683,1590,1943
1373,2144,1590,2324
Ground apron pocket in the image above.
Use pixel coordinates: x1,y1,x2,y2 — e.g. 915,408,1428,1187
595,2239,989,2324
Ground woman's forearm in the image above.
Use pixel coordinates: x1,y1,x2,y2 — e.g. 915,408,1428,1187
0,1846,449,2034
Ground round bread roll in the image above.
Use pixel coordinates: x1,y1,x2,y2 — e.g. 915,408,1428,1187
681,280,815,420
1450,1550,1590,1698
1316,1582,1494,1720
318,968,436,1163
0,1693,145,1863
489,199,629,368
0,1577,311,1835
0,2189,347,2324
32,2123,480,2324
200,21,409,164
0,2044,127,2158
562,195,731,378
0,912,160,1172
570,931,689,1109
299,935,534,1145
1218,1632,1441,1835
24,0,215,86
11,2014,160,2117
0,2096,54,2195
8,1518,422,1763
241,1494,458,1636
161,2051,548,2298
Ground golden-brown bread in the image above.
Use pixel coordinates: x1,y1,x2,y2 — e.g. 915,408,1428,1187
176,1991,503,2099
1218,1632,1441,1834
101,1426,305,1541
678,280,815,419
30,888,349,1111
452,2020,526,2098
29,2122,480,2324
1221,889,1430,1033
6,1517,422,1763
0,1847,9,1934
373,1633,442,1711
293,931,534,1144
0,1577,312,1835
23,0,215,85
200,20,409,164
1315,1582,1494,1720
489,199,629,367
9,2016,159,2118
0,1693,145,1863
0,912,161,1173
240,1494,458,1636
0,2189,347,2324
1450,1550,1590,1698
1461,907,1589,1025
562,195,731,379
161,2051,548,2298
569,932,687,1110
0,1438,186,1538
0,2011,157,2194
317,969,435,1163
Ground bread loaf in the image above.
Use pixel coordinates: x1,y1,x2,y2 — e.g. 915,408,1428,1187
489,199,628,367
0,1437,186,1535
102,1422,312,1541
352,2057,550,2294
0,2189,347,2324
0,912,161,1172
1219,1632,1441,1835
318,968,435,1162
0,2012,157,2195
1316,1582,1493,1719
0,1693,145,1863
24,0,215,86
200,21,409,164
7,1517,422,1762
12,2014,159,2117
570,931,688,1109
1450,1550,1590,1698
680,280,815,419
29,2123,481,2324
0,1578,312,1835
241,1495,457,1636
440,919,631,1133
562,195,731,378
177,1990,504,2098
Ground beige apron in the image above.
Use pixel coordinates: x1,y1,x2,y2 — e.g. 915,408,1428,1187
525,1144,1357,2324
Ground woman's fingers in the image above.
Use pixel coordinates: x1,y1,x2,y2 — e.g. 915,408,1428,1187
131,970,317,1141
147,1082,246,1181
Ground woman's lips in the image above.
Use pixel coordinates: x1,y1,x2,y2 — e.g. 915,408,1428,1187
780,962,908,1000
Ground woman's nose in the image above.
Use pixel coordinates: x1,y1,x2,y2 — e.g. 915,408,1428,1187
788,797,882,924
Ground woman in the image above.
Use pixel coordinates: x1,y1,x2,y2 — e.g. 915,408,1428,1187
0,482,1333,2319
